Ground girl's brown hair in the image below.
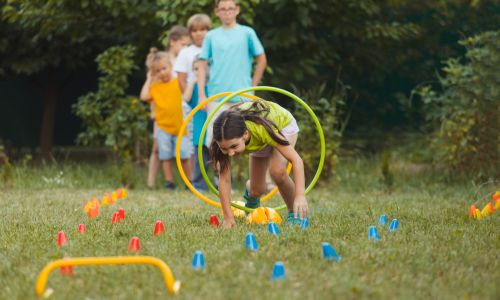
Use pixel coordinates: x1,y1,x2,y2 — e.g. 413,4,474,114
210,101,289,172
164,25,189,50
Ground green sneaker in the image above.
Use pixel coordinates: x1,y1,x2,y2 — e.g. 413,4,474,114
243,189,261,209
287,211,301,225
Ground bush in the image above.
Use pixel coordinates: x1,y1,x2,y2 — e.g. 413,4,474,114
291,82,346,183
416,30,500,178
73,45,149,185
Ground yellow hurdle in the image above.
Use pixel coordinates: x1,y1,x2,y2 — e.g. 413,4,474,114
35,256,180,297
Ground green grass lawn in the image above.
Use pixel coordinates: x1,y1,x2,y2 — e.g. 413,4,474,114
0,158,499,299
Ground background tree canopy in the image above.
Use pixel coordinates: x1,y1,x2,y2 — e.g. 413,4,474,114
1,0,499,161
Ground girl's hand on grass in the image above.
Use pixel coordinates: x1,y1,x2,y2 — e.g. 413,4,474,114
222,218,236,229
293,195,309,219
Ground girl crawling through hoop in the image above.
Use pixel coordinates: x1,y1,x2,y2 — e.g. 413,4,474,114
210,99,309,228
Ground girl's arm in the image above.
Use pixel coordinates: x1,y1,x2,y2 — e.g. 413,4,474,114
140,71,154,101
183,80,196,103
219,164,235,228
275,144,308,219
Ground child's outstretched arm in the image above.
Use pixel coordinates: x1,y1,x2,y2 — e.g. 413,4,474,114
219,164,235,228
275,144,308,219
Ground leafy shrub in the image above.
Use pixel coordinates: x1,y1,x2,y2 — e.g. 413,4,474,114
73,45,149,185
416,30,500,178
291,82,346,183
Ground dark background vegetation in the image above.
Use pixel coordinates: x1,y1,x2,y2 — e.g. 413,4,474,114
0,0,499,180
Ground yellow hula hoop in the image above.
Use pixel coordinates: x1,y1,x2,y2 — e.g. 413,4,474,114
175,92,291,209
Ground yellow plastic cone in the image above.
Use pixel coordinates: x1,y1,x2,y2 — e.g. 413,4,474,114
481,204,492,217
475,209,482,220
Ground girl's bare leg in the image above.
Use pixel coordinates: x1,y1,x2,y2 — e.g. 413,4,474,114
147,141,160,188
269,134,298,211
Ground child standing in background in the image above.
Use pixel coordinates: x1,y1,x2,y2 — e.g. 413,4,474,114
174,14,212,191
197,0,267,147
183,57,210,191
140,50,191,190
147,25,191,189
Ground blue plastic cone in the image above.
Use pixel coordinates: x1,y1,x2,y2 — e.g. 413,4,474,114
300,217,309,229
268,222,280,235
322,242,341,262
272,261,285,280
389,219,399,232
245,232,259,251
378,214,388,226
368,225,381,241
191,251,205,270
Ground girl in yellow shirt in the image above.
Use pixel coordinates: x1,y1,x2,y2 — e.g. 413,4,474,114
210,100,308,228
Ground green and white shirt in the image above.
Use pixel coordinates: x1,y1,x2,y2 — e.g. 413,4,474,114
236,100,293,154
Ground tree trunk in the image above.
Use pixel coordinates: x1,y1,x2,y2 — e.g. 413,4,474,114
38,70,58,163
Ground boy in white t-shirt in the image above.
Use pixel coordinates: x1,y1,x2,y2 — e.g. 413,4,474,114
174,14,212,92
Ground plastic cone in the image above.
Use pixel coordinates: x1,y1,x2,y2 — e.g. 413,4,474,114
300,217,310,229
209,214,220,227
60,258,73,276
57,231,68,247
469,205,477,218
87,205,99,219
101,195,110,206
378,214,388,225
272,262,285,281
128,237,140,253
481,204,492,217
192,251,205,270
268,222,280,235
493,191,500,201
111,191,118,202
475,209,482,220
111,212,120,224
118,208,125,220
154,220,165,236
322,242,341,262
77,223,86,234
368,226,381,241
389,219,399,232
245,232,259,251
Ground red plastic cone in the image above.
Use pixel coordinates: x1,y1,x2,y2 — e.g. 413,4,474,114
111,212,120,224
118,208,125,220
209,214,220,227
154,220,165,236
128,237,140,253
77,223,86,234
469,205,477,218
60,258,73,276
57,231,68,247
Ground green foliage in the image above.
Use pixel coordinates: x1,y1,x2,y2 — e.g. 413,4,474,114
291,82,345,182
73,45,149,168
417,30,500,178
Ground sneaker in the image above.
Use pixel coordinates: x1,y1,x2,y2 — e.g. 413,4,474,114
287,212,301,225
243,189,260,209
165,181,176,190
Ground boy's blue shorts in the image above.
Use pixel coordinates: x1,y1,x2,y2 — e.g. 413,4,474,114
157,128,192,160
